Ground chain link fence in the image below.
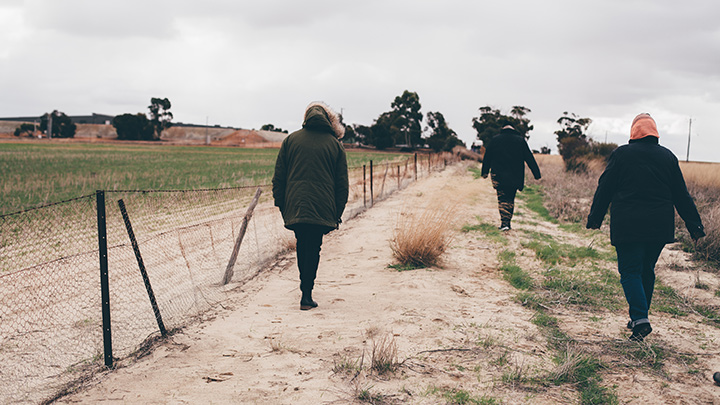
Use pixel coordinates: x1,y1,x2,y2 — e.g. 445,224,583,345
0,152,456,404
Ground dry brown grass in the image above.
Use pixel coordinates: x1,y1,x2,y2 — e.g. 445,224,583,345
370,333,399,375
390,203,455,268
533,155,602,223
680,161,720,189
535,154,720,266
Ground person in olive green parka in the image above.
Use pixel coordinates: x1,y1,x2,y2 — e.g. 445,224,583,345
272,102,349,310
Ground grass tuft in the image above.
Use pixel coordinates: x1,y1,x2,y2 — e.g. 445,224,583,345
370,334,400,375
391,204,455,268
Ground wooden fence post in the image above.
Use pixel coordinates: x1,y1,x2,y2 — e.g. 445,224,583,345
221,187,262,285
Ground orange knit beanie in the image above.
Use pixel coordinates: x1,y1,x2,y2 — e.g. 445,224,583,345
630,113,659,140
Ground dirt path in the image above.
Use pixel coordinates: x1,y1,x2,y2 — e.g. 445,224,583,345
58,163,720,404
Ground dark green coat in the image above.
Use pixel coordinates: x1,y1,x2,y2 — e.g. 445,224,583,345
272,106,349,231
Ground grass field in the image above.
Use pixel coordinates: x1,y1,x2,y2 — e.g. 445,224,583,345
0,142,407,216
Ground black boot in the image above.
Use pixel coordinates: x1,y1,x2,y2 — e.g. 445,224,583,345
629,321,652,341
300,291,318,311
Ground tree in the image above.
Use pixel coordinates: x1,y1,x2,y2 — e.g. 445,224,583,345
342,125,358,143
390,90,423,147
365,90,424,149
424,111,464,152
353,124,373,146
260,124,288,133
14,123,35,137
554,112,592,172
113,113,154,140
471,105,533,147
40,110,76,138
148,97,173,140
369,112,396,150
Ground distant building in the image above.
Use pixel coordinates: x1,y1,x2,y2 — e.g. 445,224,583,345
0,113,115,125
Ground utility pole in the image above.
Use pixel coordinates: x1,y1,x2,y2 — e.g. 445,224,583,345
47,113,53,139
205,116,210,145
686,118,692,162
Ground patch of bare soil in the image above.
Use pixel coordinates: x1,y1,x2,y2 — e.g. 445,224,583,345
57,163,720,404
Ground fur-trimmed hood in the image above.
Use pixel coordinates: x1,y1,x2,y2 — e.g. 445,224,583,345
303,101,345,139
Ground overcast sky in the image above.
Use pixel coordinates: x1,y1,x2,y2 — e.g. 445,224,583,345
1,0,719,161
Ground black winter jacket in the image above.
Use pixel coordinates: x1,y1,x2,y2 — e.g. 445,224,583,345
481,128,541,191
272,106,349,231
586,137,704,245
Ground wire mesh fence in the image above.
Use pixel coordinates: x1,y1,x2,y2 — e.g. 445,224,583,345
0,151,457,404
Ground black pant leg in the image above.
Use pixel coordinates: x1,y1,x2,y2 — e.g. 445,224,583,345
293,224,325,294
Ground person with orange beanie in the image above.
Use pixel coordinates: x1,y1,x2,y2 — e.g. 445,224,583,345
587,113,705,341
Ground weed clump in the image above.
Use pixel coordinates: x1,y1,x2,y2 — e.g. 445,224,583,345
391,204,454,268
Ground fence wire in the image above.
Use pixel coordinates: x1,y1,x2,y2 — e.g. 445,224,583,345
0,152,455,404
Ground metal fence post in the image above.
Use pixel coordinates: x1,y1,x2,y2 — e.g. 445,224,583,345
397,165,400,190
363,165,367,208
369,160,374,207
414,153,417,181
96,190,113,368
117,199,167,337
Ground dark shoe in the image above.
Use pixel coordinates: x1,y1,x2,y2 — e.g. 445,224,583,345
713,371,720,386
627,320,633,330
300,298,318,310
629,322,652,341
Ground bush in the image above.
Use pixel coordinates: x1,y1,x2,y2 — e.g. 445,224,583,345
40,111,76,138
14,123,35,137
113,113,155,141
390,205,454,267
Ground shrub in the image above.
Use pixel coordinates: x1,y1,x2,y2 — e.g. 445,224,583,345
113,113,155,141
14,123,35,137
390,204,454,267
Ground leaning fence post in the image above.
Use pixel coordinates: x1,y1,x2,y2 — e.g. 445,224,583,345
379,162,389,198
222,187,262,285
96,190,113,368
118,199,167,337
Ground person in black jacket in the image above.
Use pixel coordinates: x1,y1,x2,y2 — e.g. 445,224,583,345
587,113,705,341
272,101,349,310
481,125,542,230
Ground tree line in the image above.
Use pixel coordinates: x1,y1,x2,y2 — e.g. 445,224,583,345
12,91,615,169
12,98,174,141
339,89,615,168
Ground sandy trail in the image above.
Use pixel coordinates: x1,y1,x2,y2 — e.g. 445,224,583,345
58,163,720,404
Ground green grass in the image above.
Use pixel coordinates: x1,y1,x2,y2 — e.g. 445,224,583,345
497,249,534,290
501,264,534,290
462,218,508,245
0,143,406,215
522,240,602,266
517,185,557,224
541,266,623,311
468,166,483,179
427,386,499,405
388,263,426,271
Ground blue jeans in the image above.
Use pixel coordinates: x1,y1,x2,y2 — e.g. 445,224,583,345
615,242,665,323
